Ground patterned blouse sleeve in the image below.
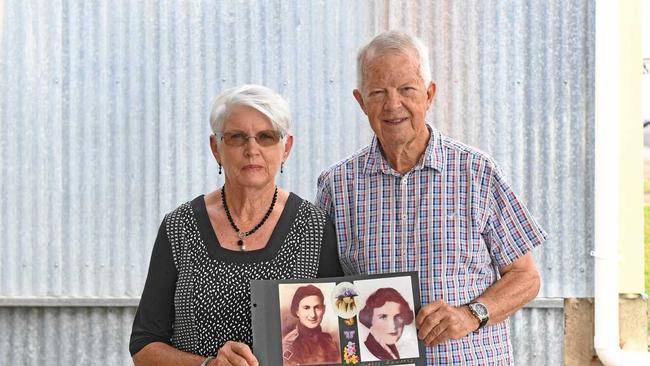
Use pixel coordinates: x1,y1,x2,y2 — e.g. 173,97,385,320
483,164,548,268
129,217,178,356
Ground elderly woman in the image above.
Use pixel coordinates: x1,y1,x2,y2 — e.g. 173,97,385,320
359,288,414,360
282,285,340,365
130,85,343,366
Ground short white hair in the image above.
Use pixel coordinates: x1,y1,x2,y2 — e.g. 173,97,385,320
356,31,432,89
209,84,291,138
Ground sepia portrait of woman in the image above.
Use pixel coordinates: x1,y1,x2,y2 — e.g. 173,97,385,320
359,287,415,360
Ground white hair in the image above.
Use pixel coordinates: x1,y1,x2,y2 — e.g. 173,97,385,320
209,84,291,141
356,31,432,89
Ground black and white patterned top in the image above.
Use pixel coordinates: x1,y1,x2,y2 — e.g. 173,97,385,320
129,193,343,357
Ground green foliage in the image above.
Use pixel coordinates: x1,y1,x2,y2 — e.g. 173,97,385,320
643,206,650,334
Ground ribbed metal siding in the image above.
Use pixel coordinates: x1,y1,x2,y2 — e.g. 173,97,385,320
510,307,564,365
0,305,562,366
0,307,135,365
1,0,594,364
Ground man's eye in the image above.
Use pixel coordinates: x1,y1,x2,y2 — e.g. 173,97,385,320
369,90,384,97
378,314,387,319
231,133,247,140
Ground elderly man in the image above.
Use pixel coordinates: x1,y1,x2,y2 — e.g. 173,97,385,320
316,31,547,365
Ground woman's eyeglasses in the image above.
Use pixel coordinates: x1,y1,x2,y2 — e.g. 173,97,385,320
219,130,282,147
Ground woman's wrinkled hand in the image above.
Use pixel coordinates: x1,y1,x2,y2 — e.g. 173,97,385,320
212,341,259,366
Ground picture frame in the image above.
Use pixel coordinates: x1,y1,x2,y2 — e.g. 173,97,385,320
251,271,425,366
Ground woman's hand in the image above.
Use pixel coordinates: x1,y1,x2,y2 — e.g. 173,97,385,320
212,341,259,366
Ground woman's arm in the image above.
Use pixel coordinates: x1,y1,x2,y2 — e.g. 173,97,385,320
130,219,177,356
130,219,259,366
317,218,344,277
134,341,259,366
133,342,208,366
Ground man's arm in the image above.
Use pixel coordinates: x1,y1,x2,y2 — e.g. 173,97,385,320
314,170,334,217
474,252,540,324
415,252,540,346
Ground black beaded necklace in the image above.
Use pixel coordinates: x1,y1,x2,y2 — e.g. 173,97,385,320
221,184,278,251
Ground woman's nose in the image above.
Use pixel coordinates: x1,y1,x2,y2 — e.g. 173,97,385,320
390,319,399,331
243,138,262,155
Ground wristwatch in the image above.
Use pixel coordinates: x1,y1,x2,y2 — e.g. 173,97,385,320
468,301,489,330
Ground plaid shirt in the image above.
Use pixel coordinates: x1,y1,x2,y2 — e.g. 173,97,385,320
316,124,547,365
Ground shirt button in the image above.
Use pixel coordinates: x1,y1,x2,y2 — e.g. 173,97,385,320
402,214,407,220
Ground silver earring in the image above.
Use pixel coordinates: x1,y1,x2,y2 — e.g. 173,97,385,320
218,164,222,175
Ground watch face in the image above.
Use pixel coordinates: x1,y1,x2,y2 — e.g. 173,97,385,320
471,303,488,318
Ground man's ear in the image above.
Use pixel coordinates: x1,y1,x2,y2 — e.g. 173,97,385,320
353,89,368,115
426,81,437,106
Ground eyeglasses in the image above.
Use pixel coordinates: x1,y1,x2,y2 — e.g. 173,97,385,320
219,130,282,147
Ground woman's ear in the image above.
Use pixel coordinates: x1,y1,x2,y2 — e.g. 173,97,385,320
210,134,221,164
283,134,294,160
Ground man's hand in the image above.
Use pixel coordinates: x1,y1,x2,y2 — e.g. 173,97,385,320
415,301,479,346
213,341,259,366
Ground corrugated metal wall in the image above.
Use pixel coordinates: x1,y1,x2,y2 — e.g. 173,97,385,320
0,305,564,365
1,0,593,364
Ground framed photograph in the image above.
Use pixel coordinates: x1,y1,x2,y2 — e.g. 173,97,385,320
251,271,425,366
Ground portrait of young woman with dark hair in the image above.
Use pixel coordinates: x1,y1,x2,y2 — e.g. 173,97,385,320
359,287,415,360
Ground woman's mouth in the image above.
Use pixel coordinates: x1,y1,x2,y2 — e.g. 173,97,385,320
243,164,263,170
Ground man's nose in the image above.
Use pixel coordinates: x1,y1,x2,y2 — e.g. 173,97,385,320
384,90,403,111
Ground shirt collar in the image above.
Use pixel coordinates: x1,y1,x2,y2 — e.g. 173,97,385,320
363,123,444,176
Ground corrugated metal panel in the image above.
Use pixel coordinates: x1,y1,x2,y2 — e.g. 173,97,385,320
0,306,562,366
0,307,135,365
0,0,595,298
1,0,594,363
510,307,564,365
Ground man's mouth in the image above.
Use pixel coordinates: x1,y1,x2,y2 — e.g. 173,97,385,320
382,117,408,124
